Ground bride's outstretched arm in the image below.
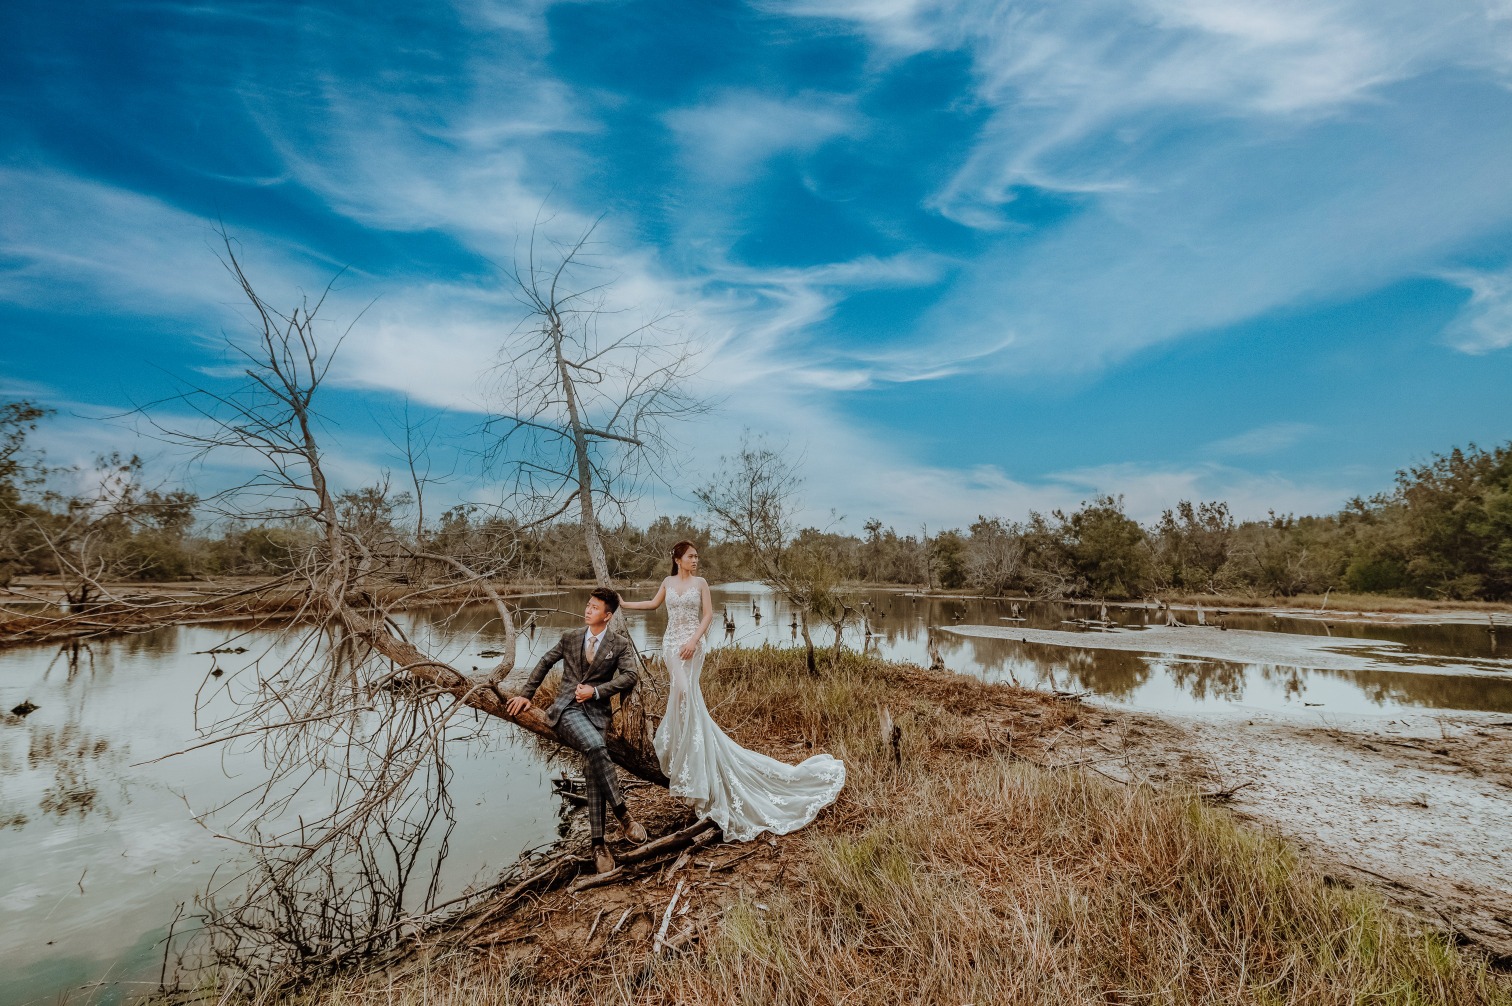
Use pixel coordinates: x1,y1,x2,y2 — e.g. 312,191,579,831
619,581,667,611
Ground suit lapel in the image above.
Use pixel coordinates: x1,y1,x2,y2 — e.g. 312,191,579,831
565,627,589,681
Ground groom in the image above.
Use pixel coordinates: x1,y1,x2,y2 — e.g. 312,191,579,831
506,587,648,873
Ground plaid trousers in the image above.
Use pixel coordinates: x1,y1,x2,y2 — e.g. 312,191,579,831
554,705,625,844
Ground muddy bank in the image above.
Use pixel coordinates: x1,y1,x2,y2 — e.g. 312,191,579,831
1147,594,1512,625
903,587,1512,623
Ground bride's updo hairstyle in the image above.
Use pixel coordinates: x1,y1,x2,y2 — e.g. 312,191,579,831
670,540,698,576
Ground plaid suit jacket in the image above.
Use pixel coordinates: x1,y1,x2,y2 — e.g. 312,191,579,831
520,625,639,730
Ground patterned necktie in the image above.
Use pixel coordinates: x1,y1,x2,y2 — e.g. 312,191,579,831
585,633,598,665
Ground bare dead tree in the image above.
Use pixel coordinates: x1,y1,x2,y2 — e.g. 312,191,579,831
484,218,707,587
695,436,849,675
124,235,670,993
384,402,458,547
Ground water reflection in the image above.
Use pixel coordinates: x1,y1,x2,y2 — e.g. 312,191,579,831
0,623,562,1006
442,585,1512,716
32,723,113,821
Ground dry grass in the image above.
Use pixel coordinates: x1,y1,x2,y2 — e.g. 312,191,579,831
659,764,1501,1004
246,647,1512,1006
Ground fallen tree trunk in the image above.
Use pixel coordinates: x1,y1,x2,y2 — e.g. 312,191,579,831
335,603,668,787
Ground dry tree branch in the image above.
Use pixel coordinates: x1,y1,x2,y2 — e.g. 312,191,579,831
483,216,707,587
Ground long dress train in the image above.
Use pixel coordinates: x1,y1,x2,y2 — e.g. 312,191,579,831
653,584,845,842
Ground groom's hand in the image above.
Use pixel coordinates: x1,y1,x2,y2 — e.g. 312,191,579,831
574,684,595,702
505,696,531,717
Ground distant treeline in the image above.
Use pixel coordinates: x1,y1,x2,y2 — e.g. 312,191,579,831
360,443,1512,602
3,395,1510,602
781,441,1512,601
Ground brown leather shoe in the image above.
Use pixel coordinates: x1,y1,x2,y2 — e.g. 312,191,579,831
622,815,648,844
593,843,616,874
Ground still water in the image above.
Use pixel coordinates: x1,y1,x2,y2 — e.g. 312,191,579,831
2,584,1510,1004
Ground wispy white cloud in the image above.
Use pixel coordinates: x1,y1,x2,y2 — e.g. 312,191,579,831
665,91,856,185
763,0,1512,378
713,252,946,290
1204,422,1315,457
0,167,349,326
837,0,1512,223
1439,266,1512,353
322,249,958,411
0,376,57,399
239,9,596,259
0,168,234,313
1046,460,1349,523
917,74,1512,375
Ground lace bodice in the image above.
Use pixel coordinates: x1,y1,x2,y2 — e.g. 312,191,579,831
664,581,703,646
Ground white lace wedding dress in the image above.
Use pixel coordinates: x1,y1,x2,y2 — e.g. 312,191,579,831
653,583,845,841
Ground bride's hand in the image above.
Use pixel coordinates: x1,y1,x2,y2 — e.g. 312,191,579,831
679,638,699,661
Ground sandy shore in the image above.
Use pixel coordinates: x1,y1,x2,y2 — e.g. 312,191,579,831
945,622,1512,677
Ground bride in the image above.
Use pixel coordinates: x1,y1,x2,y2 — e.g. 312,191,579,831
620,541,845,841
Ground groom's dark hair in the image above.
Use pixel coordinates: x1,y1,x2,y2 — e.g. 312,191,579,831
589,586,621,614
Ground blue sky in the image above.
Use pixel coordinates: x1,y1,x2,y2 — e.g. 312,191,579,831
4,0,1512,530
